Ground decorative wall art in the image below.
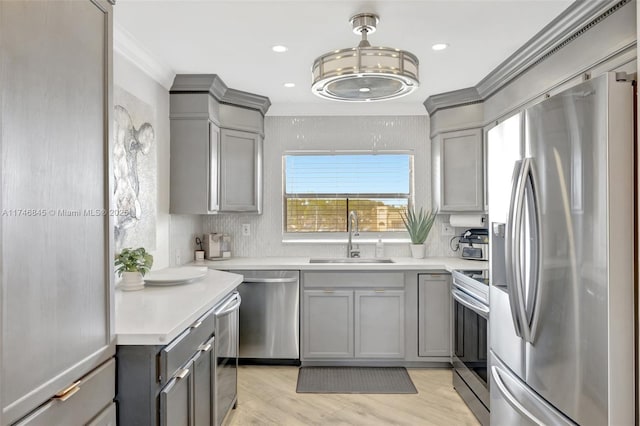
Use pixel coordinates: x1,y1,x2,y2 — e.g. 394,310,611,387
113,86,157,250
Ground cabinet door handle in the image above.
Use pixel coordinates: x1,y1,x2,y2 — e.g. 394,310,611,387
175,368,189,380
54,381,81,402
191,320,203,329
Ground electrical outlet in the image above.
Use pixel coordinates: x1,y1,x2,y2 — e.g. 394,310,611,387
242,223,251,236
441,223,455,236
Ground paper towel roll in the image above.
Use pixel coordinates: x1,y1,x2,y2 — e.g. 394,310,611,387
449,214,486,228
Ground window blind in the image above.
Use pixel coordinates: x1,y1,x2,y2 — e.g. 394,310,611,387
284,154,412,233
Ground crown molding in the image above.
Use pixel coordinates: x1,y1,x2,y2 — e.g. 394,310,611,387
114,24,175,90
170,74,271,115
424,0,629,115
476,0,629,98
223,89,272,116
423,87,482,115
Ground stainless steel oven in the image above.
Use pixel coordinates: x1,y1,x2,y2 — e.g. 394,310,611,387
451,270,490,426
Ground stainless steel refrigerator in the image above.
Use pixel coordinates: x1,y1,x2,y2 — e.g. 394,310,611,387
488,72,635,425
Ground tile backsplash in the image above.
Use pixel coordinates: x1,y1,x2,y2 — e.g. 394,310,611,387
200,115,458,258
170,214,203,265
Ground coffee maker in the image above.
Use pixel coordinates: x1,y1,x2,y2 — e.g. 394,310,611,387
458,228,489,260
202,233,231,259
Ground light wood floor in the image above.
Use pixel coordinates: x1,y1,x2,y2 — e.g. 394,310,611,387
226,366,480,426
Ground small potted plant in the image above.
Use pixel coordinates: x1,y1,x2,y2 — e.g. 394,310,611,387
401,207,437,259
115,247,153,291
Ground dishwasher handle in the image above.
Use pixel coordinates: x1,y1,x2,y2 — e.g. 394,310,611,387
215,292,241,317
242,277,298,284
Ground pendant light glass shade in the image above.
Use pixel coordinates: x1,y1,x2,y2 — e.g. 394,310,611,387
311,13,419,102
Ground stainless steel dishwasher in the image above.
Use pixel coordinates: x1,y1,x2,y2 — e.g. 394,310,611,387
235,270,300,362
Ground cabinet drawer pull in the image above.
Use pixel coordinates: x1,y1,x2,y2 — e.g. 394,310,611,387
199,343,212,352
175,368,189,380
191,320,203,329
54,381,81,402
323,289,334,293
375,289,385,293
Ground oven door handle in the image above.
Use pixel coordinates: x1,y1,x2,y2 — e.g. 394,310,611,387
451,289,489,319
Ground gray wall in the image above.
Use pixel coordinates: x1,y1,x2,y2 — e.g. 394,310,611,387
204,116,456,258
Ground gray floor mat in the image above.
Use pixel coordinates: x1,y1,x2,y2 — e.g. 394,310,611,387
296,367,418,394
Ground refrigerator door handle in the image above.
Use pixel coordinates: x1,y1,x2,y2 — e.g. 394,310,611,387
513,158,536,342
491,365,545,425
506,159,525,337
524,160,543,343
491,361,577,426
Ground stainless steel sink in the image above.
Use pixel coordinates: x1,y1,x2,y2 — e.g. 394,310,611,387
309,258,394,264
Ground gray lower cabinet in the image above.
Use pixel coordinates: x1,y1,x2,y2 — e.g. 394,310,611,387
14,359,115,426
193,338,215,425
355,290,405,358
303,290,354,358
87,403,116,426
418,273,451,357
432,128,484,212
1,1,115,424
160,364,193,426
302,272,405,361
117,312,217,426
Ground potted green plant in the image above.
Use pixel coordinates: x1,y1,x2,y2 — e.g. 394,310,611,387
115,247,153,291
400,207,437,259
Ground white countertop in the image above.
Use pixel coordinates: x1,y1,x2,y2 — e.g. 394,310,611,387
115,269,243,345
197,256,487,272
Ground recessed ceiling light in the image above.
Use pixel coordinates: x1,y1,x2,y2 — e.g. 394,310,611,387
284,83,295,88
432,43,449,51
359,87,371,93
272,45,288,53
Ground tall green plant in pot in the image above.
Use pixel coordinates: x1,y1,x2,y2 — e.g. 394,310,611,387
115,247,153,291
401,207,437,259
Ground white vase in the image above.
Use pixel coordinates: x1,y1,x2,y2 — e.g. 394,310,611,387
120,271,145,291
410,243,426,259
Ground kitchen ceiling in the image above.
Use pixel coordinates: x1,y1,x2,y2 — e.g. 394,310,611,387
114,0,574,115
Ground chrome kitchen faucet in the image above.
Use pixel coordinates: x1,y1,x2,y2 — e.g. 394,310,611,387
347,210,360,258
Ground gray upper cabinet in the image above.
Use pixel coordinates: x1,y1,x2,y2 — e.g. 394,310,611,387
169,75,270,214
170,119,221,214
1,1,115,424
220,129,262,212
432,128,484,212
418,274,451,357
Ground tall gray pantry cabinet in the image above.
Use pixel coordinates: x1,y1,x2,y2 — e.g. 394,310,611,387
0,1,116,425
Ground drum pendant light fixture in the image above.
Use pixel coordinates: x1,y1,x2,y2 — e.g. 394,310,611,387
311,13,419,102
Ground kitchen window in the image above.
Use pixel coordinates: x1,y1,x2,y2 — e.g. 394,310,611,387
283,153,413,237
